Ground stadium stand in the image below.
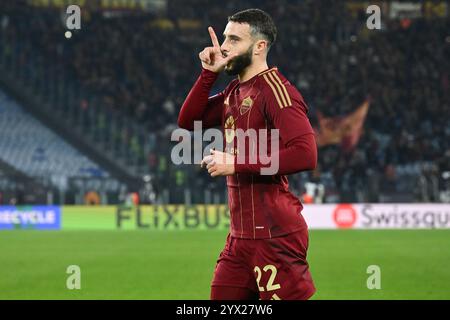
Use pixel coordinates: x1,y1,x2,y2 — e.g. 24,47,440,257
0,91,108,180
0,89,125,204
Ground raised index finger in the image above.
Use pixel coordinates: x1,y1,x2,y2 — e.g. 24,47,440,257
208,26,220,48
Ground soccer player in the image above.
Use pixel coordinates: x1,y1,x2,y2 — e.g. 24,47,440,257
178,9,317,300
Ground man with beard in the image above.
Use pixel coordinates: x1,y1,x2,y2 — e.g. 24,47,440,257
178,9,317,300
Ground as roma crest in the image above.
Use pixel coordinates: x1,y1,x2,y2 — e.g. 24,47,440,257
240,96,253,115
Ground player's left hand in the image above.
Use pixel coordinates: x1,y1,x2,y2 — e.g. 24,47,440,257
201,149,235,177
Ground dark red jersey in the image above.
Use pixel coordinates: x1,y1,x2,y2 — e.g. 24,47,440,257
179,67,317,239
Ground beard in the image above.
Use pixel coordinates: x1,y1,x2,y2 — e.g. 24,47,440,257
224,45,253,76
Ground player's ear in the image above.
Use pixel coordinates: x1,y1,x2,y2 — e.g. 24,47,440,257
254,40,268,56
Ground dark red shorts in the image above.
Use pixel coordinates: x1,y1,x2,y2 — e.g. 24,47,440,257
211,229,316,300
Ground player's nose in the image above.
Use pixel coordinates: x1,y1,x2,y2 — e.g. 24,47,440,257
220,44,229,56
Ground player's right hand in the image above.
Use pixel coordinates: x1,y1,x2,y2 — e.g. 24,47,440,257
199,27,235,73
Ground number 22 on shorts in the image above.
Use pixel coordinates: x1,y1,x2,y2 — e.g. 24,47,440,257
254,265,281,300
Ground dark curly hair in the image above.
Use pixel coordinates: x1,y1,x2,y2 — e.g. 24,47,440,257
228,8,277,49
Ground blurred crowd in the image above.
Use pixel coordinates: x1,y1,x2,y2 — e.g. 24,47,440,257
0,0,448,203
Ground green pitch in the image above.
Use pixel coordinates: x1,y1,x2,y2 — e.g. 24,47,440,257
0,229,449,299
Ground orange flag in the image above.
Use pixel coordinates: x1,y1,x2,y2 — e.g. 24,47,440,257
315,99,370,152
